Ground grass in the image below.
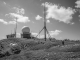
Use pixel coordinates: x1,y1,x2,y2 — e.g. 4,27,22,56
0,38,80,60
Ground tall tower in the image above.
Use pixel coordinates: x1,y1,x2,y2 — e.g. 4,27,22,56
44,3,47,41
35,3,51,41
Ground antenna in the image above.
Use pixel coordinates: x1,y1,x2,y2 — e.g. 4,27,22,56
35,3,52,41
44,2,47,41
14,17,18,38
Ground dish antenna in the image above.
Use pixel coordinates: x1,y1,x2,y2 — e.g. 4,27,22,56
35,3,52,41
21,26,31,38
21,26,30,33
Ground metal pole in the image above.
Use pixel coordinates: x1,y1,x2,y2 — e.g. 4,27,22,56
15,17,17,38
44,3,47,41
36,27,44,38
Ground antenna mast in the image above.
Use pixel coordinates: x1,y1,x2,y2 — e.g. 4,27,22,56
14,17,17,38
35,2,52,41
44,3,47,41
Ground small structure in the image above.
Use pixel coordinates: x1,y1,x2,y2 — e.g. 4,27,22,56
21,26,31,39
6,34,16,39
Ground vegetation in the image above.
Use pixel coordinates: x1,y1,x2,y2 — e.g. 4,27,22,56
0,38,80,60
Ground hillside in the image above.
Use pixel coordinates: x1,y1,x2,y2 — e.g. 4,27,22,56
0,38,80,60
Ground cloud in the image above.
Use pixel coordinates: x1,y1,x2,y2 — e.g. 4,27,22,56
31,32,44,38
7,13,30,23
42,2,76,24
31,30,61,38
31,32,38,37
0,19,8,25
13,7,25,15
70,22,75,25
75,0,80,8
75,0,80,13
5,6,30,23
49,30,62,37
35,15,42,20
3,2,7,5
46,20,50,23
37,34,45,38
0,19,17,25
8,21,16,24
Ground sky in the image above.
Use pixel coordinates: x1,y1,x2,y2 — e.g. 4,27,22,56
0,0,80,40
